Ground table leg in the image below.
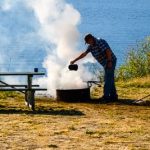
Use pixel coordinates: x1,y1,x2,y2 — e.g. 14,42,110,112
28,90,35,111
27,75,35,111
25,90,29,107
28,75,33,89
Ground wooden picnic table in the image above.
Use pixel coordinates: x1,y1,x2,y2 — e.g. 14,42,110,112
0,72,47,111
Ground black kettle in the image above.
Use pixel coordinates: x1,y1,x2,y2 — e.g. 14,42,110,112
68,64,78,71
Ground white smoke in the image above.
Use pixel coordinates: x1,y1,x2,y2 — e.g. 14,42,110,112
26,0,80,58
26,0,93,95
0,0,93,96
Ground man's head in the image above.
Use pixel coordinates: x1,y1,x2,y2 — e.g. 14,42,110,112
84,33,95,45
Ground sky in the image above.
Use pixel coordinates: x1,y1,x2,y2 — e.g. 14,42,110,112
0,0,150,71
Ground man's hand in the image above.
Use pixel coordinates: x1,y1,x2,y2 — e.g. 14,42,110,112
106,49,113,69
70,60,75,65
107,61,112,69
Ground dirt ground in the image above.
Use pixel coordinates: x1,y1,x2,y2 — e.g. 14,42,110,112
0,93,150,150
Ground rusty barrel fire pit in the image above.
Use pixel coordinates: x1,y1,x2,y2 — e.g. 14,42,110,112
56,88,91,102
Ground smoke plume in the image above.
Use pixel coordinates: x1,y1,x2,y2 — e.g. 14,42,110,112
0,0,93,96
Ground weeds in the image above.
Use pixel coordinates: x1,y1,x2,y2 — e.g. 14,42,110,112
117,37,150,80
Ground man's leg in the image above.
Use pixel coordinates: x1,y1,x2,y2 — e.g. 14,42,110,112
103,68,112,98
103,68,117,100
109,69,118,100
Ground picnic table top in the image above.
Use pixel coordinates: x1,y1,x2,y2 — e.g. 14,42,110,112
0,72,45,76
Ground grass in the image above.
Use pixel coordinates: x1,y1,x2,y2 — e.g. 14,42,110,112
116,76,150,88
0,78,150,150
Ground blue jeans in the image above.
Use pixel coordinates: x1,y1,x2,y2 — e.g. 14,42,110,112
104,60,117,97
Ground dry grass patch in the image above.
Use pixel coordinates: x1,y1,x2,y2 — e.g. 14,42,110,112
0,85,149,149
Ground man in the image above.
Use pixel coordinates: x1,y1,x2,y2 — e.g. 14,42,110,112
70,33,118,102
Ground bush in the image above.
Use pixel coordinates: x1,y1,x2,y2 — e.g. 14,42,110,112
117,37,150,80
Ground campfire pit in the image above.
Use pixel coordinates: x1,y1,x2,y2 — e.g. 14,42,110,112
56,88,91,102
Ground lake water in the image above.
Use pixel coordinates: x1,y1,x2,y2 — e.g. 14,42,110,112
67,0,150,66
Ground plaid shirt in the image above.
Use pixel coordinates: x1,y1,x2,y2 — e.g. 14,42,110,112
86,37,116,68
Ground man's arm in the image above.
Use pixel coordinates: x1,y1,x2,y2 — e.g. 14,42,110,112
106,49,112,68
70,51,88,64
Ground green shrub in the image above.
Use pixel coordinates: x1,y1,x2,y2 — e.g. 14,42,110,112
117,37,150,80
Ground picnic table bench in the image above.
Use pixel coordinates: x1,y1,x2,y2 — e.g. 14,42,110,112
0,72,47,111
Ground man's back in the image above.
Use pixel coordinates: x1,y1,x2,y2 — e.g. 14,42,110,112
86,37,117,68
